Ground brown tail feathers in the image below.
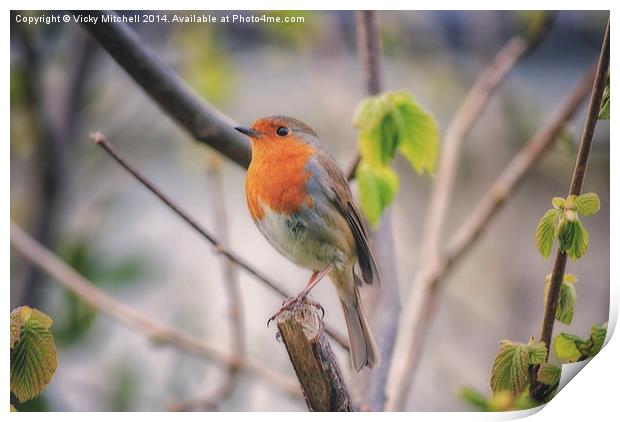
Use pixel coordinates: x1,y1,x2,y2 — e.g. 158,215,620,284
340,284,379,371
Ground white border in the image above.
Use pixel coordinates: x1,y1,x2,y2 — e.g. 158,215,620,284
3,2,616,420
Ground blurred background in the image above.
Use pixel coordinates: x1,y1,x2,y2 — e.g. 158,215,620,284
10,10,609,411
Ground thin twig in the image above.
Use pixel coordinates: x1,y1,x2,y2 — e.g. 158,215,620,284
89,132,350,351
170,155,246,411
75,10,251,168
386,63,597,411
531,19,609,401
348,11,401,412
10,222,301,399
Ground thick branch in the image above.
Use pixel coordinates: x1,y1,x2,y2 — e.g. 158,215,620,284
386,63,596,411
10,222,300,399
75,10,251,168
532,20,609,401
89,132,349,350
277,303,353,411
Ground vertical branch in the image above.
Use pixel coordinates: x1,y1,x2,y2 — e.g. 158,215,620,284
12,19,96,308
206,154,246,400
532,20,609,399
356,11,383,96
350,11,401,411
170,155,246,411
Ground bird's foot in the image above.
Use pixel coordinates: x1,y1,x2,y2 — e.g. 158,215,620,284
267,294,324,326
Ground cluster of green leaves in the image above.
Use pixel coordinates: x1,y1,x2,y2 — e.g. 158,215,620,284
535,193,600,260
10,306,58,409
554,323,607,363
490,338,547,395
460,337,546,412
353,90,438,226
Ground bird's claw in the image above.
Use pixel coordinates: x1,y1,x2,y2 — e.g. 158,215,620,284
266,294,325,327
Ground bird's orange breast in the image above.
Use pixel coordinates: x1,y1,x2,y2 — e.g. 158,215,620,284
246,139,315,221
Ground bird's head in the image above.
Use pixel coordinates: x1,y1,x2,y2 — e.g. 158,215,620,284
235,116,321,150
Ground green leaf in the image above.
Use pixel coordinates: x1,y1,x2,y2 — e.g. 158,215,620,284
574,193,600,216
394,94,439,175
558,219,589,260
10,307,57,403
552,197,565,209
563,273,577,284
598,79,609,120
353,95,390,132
554,333,584,363
567,220,589,260
11,307,52,349
535,209,559,258
10,404,17,412
490,340,529,395
556,279,577,325
460,387,489,411
537,363,561,387
527,340,548,364
588,323,607,357
356,162,399,227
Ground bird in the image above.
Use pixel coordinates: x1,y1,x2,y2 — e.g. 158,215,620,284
235,116,380,371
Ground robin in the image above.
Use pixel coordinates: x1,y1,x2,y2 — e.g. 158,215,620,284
235,116,380,371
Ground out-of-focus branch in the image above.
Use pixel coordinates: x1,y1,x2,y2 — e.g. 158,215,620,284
349,11,401,412
418,13,555,267
10,222,301,399
276,303,354,411
89,132,350,351
386,64,596,411
531,20,609,402
12,18,97,308
75,10,251,168
170,156,246,411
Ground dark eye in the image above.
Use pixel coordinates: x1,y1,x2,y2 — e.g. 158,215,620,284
276,126,289,137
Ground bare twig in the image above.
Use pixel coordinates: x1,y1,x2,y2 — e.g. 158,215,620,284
10,222,301,399
277,303,354,411
531,19,609,401
170,156,246,411
419,33,545,266
89,132,350,350
75,10,251,167
349,11,401,412
386,64,597,411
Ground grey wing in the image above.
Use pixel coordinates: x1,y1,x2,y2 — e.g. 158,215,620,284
307,153,381,286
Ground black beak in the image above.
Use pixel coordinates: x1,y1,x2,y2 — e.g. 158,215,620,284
234,126,261,137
